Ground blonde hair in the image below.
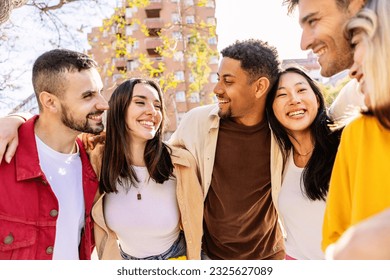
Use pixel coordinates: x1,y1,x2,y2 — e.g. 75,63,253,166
346,0,390,129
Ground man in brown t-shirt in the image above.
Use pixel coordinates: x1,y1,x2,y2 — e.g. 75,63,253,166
170,39,285,259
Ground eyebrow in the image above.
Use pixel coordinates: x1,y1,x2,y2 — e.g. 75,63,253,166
133,95,161,103
218,73,235,79
300,11,318,26
277,81,306,90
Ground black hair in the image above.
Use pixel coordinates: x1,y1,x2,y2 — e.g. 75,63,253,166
221,39,280,87
266,66,342,201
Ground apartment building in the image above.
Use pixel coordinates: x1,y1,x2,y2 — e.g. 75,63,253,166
88,0,219,133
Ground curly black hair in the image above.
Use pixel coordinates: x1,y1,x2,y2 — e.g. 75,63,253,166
221,39,280,87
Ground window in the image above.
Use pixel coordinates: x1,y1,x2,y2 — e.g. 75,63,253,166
206,0,215,8
188,92,200,103
185,15,195,24
207,17,216,25
172,13,181,24
175,91,186,102
125,7,134,18
175,71,185,81
185,0,194,6
208,36,217,45
127,41,139,53
113,74,123,82
173,51,184,62
173,31,183,41
125,25,133,36
209,55,219,64
187,54,197,63
189,74,195,83
210,73,218,83
127,60,139,71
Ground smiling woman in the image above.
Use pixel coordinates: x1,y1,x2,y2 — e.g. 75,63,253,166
88,78,204,260
266,66,342,260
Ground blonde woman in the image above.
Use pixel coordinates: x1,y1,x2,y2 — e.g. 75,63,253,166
323,0,390,258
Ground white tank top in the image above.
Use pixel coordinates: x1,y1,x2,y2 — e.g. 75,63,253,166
278,151,326,260
104,166,180,258
35,135,84,260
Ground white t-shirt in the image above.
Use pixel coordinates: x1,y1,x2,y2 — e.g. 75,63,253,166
278,151,326,260
36,136,85,260
328,78,366,122
104,166,180,258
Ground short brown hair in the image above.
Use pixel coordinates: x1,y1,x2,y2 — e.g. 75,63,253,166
32,49,97,110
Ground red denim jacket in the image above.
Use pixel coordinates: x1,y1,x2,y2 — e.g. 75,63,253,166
0,116,98,259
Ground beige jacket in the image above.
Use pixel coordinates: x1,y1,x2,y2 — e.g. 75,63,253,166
88,143,204,260
169,104,285,236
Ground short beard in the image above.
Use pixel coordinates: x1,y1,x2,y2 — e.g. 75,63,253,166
60,103,104,135
218,107,232,120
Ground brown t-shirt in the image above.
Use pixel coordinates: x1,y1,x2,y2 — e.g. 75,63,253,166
202,117,285,259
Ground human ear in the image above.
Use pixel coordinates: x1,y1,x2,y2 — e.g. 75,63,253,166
39,91,59,113
254,77,270,99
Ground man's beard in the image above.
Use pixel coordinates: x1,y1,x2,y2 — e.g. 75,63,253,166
60,104,104,135
218,106,232,120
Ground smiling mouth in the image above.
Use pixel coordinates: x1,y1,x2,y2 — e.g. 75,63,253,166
139,120,155,128
218,99,229,105
288,110,305,117
313,46,327,58
88,112,104,122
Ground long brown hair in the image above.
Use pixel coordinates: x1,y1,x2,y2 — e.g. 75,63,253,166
99,78,174,193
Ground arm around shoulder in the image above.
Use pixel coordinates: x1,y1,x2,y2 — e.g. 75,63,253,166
0,112,33,164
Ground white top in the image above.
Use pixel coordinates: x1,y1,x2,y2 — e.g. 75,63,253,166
36,136,84,260
278,151,326,260
104,166,180,258
328,78,365,122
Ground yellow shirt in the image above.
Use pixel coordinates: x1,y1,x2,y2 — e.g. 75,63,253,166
322,115,390,251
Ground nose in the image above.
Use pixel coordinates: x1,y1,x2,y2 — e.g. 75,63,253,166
146,103,158,116
300,27,313,51
96,94,109,111
213,81,223,96
349,62,363,81
289,92,301,104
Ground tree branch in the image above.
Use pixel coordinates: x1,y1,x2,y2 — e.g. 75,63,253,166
31,0,79,12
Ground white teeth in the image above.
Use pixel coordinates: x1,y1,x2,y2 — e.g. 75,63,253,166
89,115,102,121
288,110,305,117
139,120,154,126
218,99,229,104
315,48,326,56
